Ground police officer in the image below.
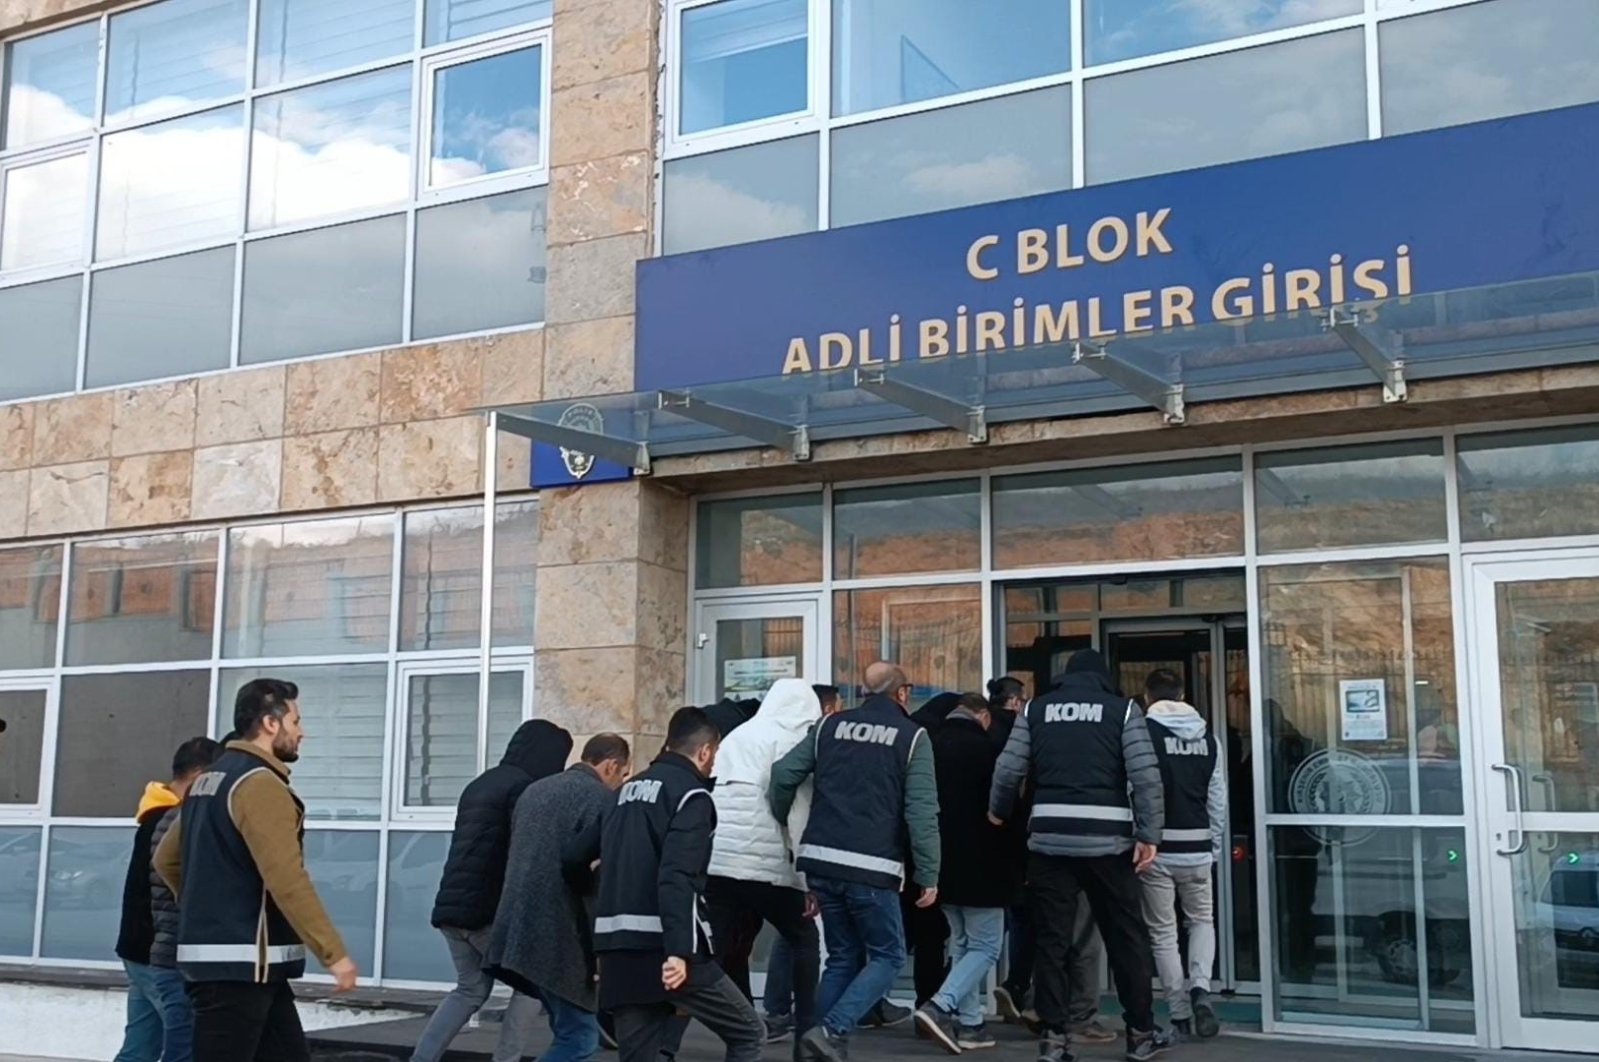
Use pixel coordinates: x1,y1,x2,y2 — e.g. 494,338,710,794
770,661,940,1062
595,706,763,1062
988,649,1168,1062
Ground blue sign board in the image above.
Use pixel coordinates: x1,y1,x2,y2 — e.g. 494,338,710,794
635,102,1599,392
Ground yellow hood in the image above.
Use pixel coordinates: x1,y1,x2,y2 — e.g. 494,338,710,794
136,782,180,823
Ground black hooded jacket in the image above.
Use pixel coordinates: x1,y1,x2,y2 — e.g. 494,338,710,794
432,719,573,930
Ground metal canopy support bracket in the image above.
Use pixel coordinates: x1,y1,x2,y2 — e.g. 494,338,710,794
1072,341,1186,425
494,412,652,475
1327,305,1407,403
855,368,987,443
658,389,811,461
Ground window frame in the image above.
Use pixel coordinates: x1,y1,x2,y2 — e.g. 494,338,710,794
418,27,552,198
0,141,94,280
0,677,56,821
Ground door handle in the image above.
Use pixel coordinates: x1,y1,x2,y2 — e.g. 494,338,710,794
1492,763,1528,856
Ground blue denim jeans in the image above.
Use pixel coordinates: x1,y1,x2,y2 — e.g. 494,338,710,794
537,989,601,1062
811,876,906,1038
763,934,794,1017
114,960,194,1062
932,907,1005,1027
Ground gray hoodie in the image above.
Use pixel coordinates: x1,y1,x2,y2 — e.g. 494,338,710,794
1145,699,1226,869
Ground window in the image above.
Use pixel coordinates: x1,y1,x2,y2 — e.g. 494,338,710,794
0,278,82,401
0,546,62,671
679,0,809,135
0,828,41,957
40,825,133,961
426,0,551,46
65,532,219,666
105,0,249,125
383,830,453,980
1084,0,1360,65
54,671,210,818
1255,440,1448,553
256,0,417,87
696,493,824,588
85,247,237,388
413,187,547,339
833,583,982,711
1,152,88,271
1457,425,1599,542
0,691,47,805
95,106,246,261
833,479,980,578
425,41,545,190
0,21,98,148
402,669,526,808
662,135,818,254
398,501,539,652
303,831,380,970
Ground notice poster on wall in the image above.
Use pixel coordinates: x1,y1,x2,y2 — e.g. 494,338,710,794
724,657,797,698
1340,679,1389,742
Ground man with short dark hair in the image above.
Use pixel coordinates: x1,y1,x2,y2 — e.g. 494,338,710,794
155,679,358,1062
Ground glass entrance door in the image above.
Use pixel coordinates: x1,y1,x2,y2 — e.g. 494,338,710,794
694,597,820,705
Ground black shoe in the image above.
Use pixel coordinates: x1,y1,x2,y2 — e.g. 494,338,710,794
1190,989,1219,1039
1038,1030,1075,1062
861,999,913,1028
800,1026,849,1062
1125,1028,1172,1062
767,1013,795,1043
993,986,1024,1024
1170,1019,1193,1040
599,1011,618,1050
957,1024,997,1050
914,1003,962,1055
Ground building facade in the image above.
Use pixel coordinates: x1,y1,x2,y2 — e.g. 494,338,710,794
2,0,1599,1056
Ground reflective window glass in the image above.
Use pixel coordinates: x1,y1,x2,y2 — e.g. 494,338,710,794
696,494,823,588
680,0,808,135
834,583,982,711
1085,30,1365,184
405,671,524,807
223,515,396,659
1458,425,1599,543
830,86,1070,228
1508,832,1599,1026
1381,0,1599,137
241,214,407,364
426,0,551,46
302,830,379,970
0,277,80,402
1,152,88,271
1,22,99,148
97,105,245,261
54,672,210,818
65,533,218,666
430,45,543,188
662,135,818,254
40,826,134,961
0,691,46,805
0,828,40,957
249,67,412,232
0,546,61,672
85,247,236,388
1085,0,1360,65
993,458,1245,569
1255,439,1448,553
106,0,250,125
413,187,547,339
256,0,418,87
399,501,539,652
831,0,1070,116
383,830,454,980
834,479,980,578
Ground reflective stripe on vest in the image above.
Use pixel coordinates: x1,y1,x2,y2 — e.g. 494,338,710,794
1161,827,1211,843
1030,803,1133,822
796,843,906,881
594,914,663,934
177,943,306,964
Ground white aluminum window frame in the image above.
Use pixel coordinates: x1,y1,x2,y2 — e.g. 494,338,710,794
0,143,93,277
418,27,552,199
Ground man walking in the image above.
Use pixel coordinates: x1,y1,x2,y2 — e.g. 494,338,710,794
114,736,221,1062
770,661,940,1062
988,649,1168,1062
414,719,574,1062
1139,670,1225,1040
154,679,358,1062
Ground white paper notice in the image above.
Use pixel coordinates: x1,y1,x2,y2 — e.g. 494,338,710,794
723,656,798,697
1339,679,1388,742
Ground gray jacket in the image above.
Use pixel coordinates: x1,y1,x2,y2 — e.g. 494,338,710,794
148,808,181,968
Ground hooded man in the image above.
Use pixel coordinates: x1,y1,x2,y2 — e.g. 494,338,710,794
413,719,575,1062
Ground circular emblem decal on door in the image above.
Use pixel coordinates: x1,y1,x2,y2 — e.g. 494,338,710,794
556,402,604,480
1289,749,1392,844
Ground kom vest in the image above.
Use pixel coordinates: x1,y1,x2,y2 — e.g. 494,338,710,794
1147,717,1217,856
175,749,307,983
796,696,921,890
1025,675,1134,841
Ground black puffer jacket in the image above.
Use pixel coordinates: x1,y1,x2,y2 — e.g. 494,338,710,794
431,720,573,930
148,808,182,967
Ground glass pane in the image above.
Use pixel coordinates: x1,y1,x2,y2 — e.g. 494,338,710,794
257,0,418,87
715,617,806,701
992,458,1245,569
1085,29,1365,185
1086,0,1360,65
830,86,1070,228
431,45,542,187
106,0,249,124
249,67,412,231
1381,0,1599,137
85,247,236,388
399,500,540,652
0,827,40,957
1004,614,1091,702
384,830,453,980
302,830,378,971
1,152,87,270
240,214,406,363
0,690,46,804
413,187,547,339
224,515,396,658
833,479,979,578
0,545,63,670
0,276,82,402
1271,826,1473,1032
831,0,1070,115
65,533,218,666
1261,558,1462,817
1,22,99,148
55,672,210,818
696,493,823,589
96,105,245,260
680,0,807,135
406,671,524,807
834,583,981,711
425,0,551,45
662,135,818,254
219,664,388,820
1458,425,1599,543
488,680,526,764
1222,625,1259,983
41,826,135,962
1256,440,1448,553
1513,833,1599,1020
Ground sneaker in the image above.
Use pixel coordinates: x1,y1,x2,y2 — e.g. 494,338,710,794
993,986,1025,1024
598,1011,618,1051
766,1013,795,1043
800,1026,849,1062
1170,1019,1193,1039
1189,989,1219,1039
1125,1028,1172,1062
1038,1030,1075,1062
914,1003,962,1055
1071,1019,1117,1044
1019,1009,1043,1035
861,999,914,1028
957,1024,997,1050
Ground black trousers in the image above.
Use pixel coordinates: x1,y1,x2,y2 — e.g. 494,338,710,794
614,970,763,1062
900,887,949,1006
705,875,820,1032
1028,851,1154,1036
188,980,308,1062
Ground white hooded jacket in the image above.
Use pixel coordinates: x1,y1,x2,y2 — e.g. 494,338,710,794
708,679,820,889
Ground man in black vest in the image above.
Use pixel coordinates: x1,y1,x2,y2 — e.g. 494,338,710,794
1139,669,1225,1040
988,649,1167,1062
595,706,763,1062
770,661,940,1062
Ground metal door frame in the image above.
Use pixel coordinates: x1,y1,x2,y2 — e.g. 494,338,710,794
692,594,823,713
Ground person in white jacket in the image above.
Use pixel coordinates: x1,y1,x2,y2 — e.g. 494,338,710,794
704,678,823,1044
